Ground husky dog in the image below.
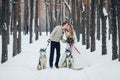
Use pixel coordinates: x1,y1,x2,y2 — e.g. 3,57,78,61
37,48,47,70
61,48,74,68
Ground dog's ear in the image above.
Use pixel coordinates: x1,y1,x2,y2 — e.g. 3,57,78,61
43,48,46,52
39,48,46,55
40,48,44,52
65,49,71,53
39,48,43,53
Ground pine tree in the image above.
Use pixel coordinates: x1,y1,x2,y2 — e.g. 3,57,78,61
86,0,90,49
76,0,81,42
108,0,112,40
90,0,96,52
1,0,8,63
96,0,100,40
29,0,34,43
0,0,2,35
39,0,42,35
100,0,107,55
49,0,54,33
23,0,29,35
35,0,39,40
6,0,10,45
54,0,58,26
81,11,86,45
72,0,81,42
111,0,118,60
13,0,18,57
117,0,120,61
16,0,21,54
45,0,49,35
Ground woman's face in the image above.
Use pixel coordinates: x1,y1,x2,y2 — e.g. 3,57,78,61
66,24,71,31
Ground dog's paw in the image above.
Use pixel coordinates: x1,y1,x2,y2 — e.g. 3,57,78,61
37,65,41,70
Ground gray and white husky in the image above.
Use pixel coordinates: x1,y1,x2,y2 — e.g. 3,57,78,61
61,48,74,68
37,48,47,70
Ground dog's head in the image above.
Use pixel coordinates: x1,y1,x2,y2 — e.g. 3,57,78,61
65,49,71,53
39,48,46,56
65,48,71,56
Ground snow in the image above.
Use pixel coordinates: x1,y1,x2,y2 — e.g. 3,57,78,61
0,33,120,80
103,7,108,16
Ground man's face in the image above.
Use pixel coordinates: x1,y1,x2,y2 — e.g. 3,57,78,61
62,23,69,30
65,23,69,27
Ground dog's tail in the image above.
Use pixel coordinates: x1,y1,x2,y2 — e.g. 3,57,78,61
70,67,83,70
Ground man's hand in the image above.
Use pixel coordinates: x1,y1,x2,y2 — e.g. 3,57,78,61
47,39,51,43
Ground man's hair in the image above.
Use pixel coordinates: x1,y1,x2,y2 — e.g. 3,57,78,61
62,21,69,26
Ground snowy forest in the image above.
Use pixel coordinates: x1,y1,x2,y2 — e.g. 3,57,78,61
0,0,120,80
0,0,120,64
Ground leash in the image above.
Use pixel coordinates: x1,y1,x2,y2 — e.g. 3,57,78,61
44,42,49,51
71,45,81,54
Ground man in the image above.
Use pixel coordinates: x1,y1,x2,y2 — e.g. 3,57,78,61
48,21,69,68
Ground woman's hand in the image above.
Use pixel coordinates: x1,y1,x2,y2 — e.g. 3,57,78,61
66,37,74,44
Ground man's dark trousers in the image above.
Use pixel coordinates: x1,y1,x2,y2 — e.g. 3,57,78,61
49,41,60,68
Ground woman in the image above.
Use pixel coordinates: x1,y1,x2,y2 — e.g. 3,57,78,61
60,23,78,68
64,24,77,47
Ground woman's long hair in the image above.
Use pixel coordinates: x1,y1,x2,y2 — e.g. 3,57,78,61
68,24,74,37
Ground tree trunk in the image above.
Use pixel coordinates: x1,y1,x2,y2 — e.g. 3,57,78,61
97,0,100,40
1,24,8,63
0,0,2,35
39,0,42,35
13,0,18,57
100,0,107,55
72,0,76,33
55,0,61,25
101,16,107,55
58,0,62,25
86,0,90,49
46,4,49,35
111,0,118,60
29,0,34,43
76,0,81,42
10,4,14,34
54,0,58,26
61,1,64,23
35,0,39,40
108,0,112,40
72,0,80,42
90,0,96,52
23,0,29,35
1,0,8,63
49,0,54,33
6,0,10,45
17,0,21,54
117,0,120,61
82,11,86,45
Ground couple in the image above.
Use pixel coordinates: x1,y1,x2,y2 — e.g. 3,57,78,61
48,21,77,68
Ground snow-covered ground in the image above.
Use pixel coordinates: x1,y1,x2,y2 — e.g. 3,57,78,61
0,33,120,80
